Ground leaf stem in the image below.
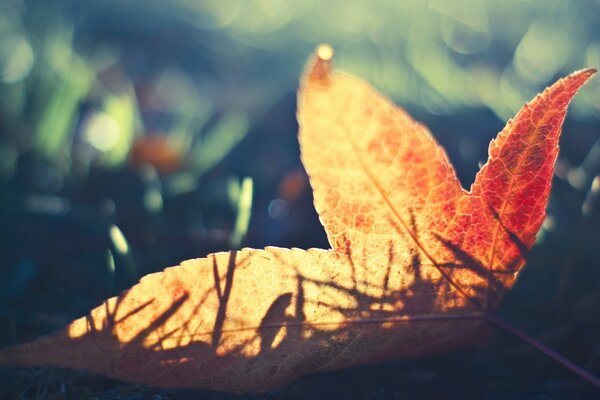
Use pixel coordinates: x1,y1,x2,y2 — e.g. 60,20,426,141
196,313,485,337
484,312,600,389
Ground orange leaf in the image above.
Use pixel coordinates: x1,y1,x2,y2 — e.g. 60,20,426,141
0,46,595,393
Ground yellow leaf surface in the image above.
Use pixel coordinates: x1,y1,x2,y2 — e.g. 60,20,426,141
0,45,595,393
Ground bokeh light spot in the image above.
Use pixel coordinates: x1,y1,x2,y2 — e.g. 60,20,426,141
83,112,121,152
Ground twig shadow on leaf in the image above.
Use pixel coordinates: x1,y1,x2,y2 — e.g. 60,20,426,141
29,225,490,392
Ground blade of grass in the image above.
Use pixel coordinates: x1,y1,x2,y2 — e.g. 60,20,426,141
191,112,249,175
485,312,600,389
229,177,253,249
108,224,137,282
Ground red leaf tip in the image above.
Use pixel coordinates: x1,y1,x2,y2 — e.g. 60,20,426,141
307,44,334,83
568,67,596,85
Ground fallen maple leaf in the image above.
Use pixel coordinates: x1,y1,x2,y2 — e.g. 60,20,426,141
0,46,596,393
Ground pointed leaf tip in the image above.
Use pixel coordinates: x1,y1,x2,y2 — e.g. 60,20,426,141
579,67,597,77
307,44,334,83
563,67,596,90
317,44,334,61
575,67,596,80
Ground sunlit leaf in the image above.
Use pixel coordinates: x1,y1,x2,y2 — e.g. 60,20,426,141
0,46,594,393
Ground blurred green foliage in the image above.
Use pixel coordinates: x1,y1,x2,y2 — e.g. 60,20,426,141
1,0,599,178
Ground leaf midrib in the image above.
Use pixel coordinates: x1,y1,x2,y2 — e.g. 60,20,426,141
343,126,477,307
482,103,550,309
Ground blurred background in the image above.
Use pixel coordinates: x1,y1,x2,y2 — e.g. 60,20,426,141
1,0,600,398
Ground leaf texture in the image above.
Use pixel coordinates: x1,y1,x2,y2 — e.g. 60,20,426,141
0,248,482,393
298,48,595,308
0,46,595,393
